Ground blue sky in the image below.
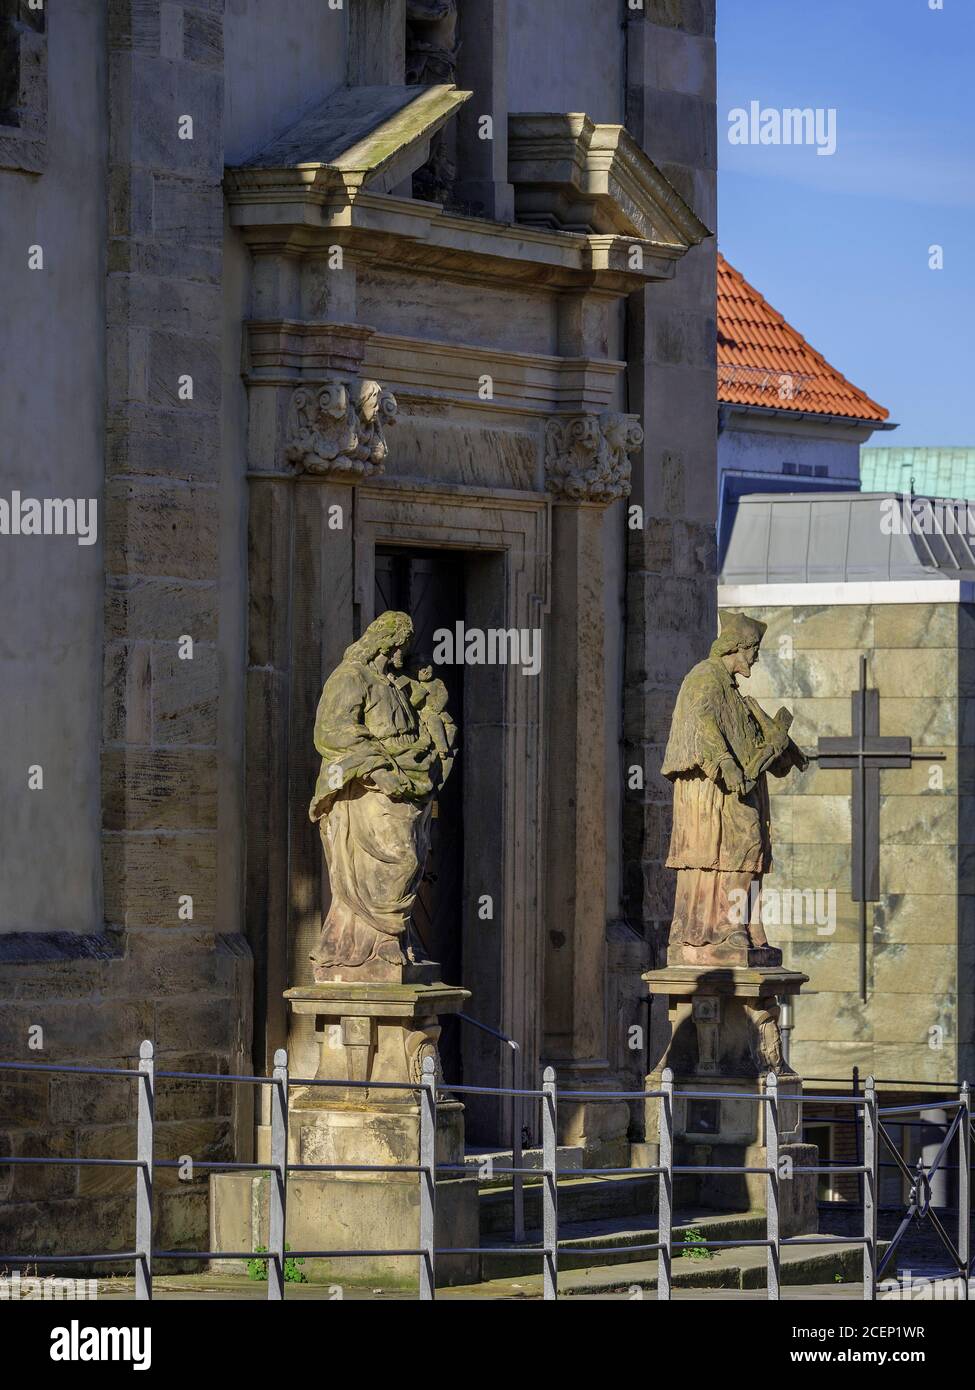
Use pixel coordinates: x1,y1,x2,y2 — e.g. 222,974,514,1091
717,0,975,445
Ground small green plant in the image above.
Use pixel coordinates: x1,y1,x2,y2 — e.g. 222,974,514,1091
678,1226,713,1261
247,1243,307,1284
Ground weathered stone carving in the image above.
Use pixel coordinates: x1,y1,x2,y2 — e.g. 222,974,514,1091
405,0,459,84
744,1002,794,1077
662,611,809,967
544,412,643,502
284,378,398,477
405,1019,444,1088
406,1,460,203
309,611,458,983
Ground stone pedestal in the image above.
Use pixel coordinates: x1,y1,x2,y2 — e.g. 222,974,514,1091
211,980,480,1288
643,965,817,1237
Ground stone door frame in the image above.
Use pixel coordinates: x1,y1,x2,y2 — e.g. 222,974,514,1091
246,471,550,1143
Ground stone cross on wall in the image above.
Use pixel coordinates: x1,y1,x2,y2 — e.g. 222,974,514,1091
814,654,943,1001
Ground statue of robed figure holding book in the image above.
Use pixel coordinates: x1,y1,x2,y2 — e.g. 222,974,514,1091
662,611,808,967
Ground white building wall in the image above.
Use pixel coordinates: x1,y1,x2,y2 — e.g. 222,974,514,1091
719,420,863,485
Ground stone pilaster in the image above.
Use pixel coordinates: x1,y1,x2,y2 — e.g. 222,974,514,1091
452,0,513,220
623,1,718,964
542,410,642,1162
103,0,225,928
348,0,406,85
101,0,250,1176
240,301,401,1081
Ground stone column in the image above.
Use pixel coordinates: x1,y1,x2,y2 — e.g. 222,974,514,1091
542,410,642,1164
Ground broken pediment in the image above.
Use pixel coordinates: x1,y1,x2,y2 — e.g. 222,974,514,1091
226,96,706,293
231,84,471,198
508,113,710,252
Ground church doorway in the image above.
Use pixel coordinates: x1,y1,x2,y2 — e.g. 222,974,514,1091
375,546,466,1085
246,479,545,1145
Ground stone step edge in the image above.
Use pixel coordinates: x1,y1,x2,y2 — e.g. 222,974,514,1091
479,1212,768,1276
453,1242,864,1299
496,1211,767,1253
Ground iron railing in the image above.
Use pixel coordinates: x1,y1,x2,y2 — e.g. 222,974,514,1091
805,1068,972,1216
1,1047,972,1300
456,1013,525,1241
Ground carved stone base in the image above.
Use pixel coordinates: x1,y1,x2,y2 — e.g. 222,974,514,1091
211,980,479,1288
668,940,783,968
310,956,443,987
644,965,806,1079
643,964,817,1235
284,980,470,1102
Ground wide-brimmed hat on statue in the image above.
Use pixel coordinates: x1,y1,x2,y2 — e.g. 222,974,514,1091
709,610,768,658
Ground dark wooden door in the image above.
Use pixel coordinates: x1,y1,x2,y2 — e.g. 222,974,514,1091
375,548,465,1081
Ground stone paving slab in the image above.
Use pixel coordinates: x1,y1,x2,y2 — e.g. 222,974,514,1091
89,1236,862,1301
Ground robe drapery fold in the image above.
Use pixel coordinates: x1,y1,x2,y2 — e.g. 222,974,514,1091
663,656,805,947
309,654,442,973
316,791,432,968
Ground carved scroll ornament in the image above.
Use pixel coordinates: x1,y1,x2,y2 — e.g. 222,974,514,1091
544,411,644,503
284,378,398,478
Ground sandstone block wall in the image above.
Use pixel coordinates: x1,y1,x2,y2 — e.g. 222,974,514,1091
1,0,251,1271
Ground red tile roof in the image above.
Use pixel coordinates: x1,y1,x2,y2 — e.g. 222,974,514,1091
717,252,889,423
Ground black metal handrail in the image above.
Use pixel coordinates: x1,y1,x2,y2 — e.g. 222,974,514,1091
455,1013,526,1242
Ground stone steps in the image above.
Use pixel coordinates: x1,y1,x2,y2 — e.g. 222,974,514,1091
480,1210,766,1280
479,1170,659,1236
446,1231,865,1299
463,1144,583,1190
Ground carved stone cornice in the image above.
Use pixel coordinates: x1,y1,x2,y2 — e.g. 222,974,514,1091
508,113,712,249
544,412,643,503
245,321,375,380
284,378,398,479
227,189,681,292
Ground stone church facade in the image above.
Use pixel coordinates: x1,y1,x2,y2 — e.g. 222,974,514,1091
0,0,717,1256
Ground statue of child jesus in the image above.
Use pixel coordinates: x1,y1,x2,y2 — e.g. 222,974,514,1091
393,659,458,796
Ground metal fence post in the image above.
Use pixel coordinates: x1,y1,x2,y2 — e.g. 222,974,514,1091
863,1074,878,1301
765,1071,780,1301
419,1054,437,1300
511,1042,525,1243
542,1065,558,1300
268,1048,288,1301
135,1040,154,1301
959,1080,971,1300
852,1064,863,1211
658,1067,674,1301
